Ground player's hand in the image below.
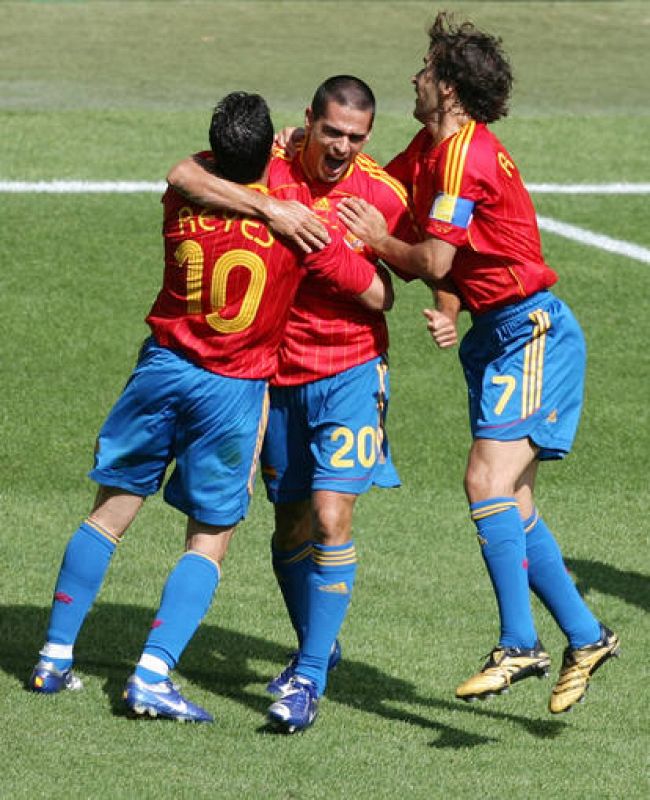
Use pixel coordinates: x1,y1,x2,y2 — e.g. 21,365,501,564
423,307,458,348
274,127,305,158
265,198,330,253
337,197,388,250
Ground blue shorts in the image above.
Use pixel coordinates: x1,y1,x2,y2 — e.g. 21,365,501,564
90,337,268,526
261,355,400,503
459,291,585,460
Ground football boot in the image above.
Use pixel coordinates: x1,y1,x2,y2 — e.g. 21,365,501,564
123,674,213,723
266,639,341,696
267,675,319,733
29,660,83,694
456,640,551,701
549,624,620,714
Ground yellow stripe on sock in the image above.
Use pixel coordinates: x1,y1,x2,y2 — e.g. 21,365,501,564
85,518,120,545
470,501,518,522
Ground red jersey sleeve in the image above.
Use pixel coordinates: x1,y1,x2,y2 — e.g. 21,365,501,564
301,228,376,296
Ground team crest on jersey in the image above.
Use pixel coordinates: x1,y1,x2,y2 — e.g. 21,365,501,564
343,229,365,253
313,197,330,212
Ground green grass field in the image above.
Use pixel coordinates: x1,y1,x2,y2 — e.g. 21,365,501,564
1,2,649,798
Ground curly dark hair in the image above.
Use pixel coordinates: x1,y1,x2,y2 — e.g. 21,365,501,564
427,11,513,123
208,91,274,184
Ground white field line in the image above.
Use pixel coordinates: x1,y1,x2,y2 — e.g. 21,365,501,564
1,180,649,264
536,216,650,264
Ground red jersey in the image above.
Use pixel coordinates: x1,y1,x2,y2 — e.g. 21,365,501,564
146,184,377,379
267,145,413,385
386,123,557,314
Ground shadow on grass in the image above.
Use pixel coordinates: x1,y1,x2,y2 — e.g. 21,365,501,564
565,558,650,613
0,603,567,748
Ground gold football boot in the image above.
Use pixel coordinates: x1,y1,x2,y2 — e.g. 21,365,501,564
549,625,620,714
456,641,551,701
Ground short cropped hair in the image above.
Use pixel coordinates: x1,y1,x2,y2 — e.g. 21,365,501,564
310,75,376,123
208,91,274,184
427,12,513,123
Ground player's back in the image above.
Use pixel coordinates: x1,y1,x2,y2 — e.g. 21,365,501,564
147,186,307,379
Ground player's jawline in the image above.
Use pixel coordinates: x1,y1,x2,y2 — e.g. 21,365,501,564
1,181,648,265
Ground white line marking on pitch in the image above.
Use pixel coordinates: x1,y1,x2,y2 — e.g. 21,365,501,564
537,216,650,264
1,181,649,264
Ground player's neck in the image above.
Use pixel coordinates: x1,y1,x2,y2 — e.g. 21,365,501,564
426,108,472,145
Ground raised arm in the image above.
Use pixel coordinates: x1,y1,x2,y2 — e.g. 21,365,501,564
167,156,329,253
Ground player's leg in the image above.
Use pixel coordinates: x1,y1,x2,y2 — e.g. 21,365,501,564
271,499,313,648
517,463,600,646
30,338,176,694
124,521,234,723
516,467,620,714
455,294,577,702
268,357,398,732
261,385,318,690
30,488,143,693
124,365,267,722
291,489,356,691
455,437,551,701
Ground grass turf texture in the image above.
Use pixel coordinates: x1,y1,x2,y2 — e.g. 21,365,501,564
1,2,648,798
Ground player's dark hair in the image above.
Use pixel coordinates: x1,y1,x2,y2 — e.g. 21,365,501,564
209,91,274,184
311,75,376,123
427,11,513,123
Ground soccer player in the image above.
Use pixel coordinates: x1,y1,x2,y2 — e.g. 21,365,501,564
337,12,620,714
167,76,415,732
28,91,392,723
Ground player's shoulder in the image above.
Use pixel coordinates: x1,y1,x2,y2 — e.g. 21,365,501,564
352,153,409,206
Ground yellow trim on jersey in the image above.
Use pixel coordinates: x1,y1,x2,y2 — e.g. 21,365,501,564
521,310,551,419
354,153,409,206
443,120,476,198
470,500,518,522
85,518,120,545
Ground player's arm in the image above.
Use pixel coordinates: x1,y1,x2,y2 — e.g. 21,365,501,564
421,277,461,348
361,262,394,311
337,196,456,281
167,155,329,253
303,233,394,313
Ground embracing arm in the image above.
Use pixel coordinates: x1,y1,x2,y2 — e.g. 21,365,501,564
337,196,456,281
360,262,394,312
338,196,461,347
167,156,329,253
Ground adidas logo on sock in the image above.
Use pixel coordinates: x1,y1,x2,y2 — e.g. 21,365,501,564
318,582,349,594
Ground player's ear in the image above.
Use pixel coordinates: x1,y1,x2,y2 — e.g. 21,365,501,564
305,107,314,129
439,81,456,103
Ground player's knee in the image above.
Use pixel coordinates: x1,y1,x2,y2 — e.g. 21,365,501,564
312,496,355,546
273,501,311,551
464,461,512,503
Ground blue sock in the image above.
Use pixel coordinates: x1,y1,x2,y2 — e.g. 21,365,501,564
295,541,357,695
523,509,600,648
272,541,312,647
135,552,219,683
42,521,118,670
471,498,537,649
